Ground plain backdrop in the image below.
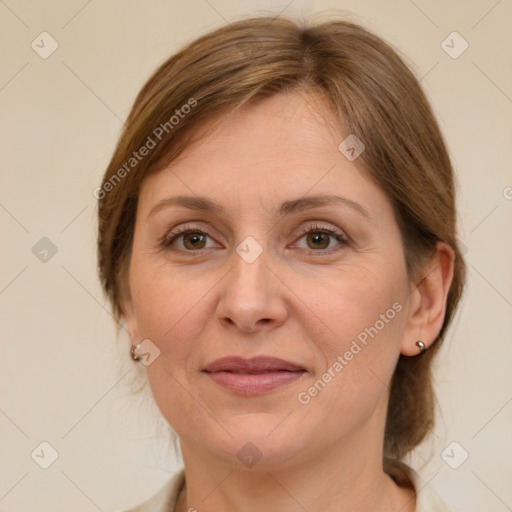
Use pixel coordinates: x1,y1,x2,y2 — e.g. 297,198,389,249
1,1,511,511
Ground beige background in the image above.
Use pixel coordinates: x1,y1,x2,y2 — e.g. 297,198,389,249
1,1,511,511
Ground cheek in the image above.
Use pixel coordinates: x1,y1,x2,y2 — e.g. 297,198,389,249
128,262,209,406
295,260,407,404
299,259,406,349
129,265,214,430
130,256,209,341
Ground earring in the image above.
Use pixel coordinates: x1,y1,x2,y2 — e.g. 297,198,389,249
130,343,142,361
415,340,427,354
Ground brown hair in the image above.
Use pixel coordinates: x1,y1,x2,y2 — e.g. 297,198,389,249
97,14,466,466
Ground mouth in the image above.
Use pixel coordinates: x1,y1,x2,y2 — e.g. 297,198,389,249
202,356,307,395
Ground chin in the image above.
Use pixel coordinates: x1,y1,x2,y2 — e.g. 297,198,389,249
200,416,311,472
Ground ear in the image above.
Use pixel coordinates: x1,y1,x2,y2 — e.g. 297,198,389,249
400,242,455,356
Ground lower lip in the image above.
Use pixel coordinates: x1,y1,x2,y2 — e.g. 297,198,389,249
205,370,306,395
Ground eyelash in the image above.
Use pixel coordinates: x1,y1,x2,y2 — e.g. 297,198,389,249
161,223,349,255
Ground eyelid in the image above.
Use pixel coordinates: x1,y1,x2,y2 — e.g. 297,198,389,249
294,223,348,241
162,224,220,248
291,223,349,254
161,222,350,253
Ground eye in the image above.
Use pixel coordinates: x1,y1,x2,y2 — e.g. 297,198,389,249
294,224,349,254
161,223,349,255
162,226,219,251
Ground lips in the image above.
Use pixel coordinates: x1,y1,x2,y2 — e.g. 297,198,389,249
203,356,305,373
203,356,306,395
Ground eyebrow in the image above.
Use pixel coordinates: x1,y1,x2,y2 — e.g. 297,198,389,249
147,194,372,221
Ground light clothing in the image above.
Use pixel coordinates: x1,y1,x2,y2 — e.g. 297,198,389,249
117,464,451,512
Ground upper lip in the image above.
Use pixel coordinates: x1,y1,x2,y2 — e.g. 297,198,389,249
203,356,306,374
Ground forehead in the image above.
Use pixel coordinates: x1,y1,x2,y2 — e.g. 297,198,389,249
137,91,391,223
177,91,345,165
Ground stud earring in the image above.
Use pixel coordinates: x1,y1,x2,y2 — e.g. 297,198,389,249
131,343,142,361
415,340,427,354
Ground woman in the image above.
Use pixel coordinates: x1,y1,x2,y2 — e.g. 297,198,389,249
98,15,466,512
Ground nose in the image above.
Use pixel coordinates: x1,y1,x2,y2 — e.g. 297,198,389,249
216,251,288,334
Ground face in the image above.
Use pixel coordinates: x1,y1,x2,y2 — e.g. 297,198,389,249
125,91,417,470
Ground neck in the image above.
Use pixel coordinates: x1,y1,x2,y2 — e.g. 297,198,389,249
175,420,415,512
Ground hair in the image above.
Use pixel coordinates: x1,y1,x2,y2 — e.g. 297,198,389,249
97,14,466,477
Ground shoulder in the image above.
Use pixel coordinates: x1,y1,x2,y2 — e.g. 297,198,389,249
407,468,452,512
387,460,452,512
114,463,452,512
114,469,185,512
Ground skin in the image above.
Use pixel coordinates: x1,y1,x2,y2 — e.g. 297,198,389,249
123,91,454,512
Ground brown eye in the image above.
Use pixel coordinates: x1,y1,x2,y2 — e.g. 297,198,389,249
294,225,349,254
163,228,217,251
182,232,207,250
306,232,330,250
